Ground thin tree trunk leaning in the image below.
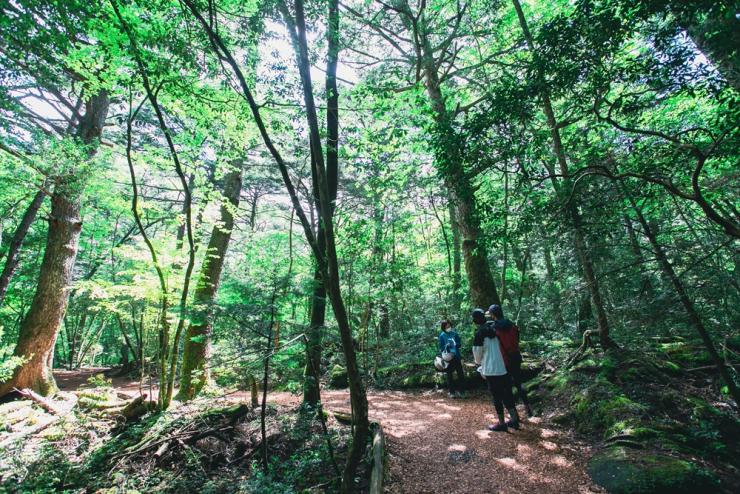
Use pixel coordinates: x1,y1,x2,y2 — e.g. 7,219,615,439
261,312,275,472
0,189,46,307
180,0,369,488
512,0,614,348
543,243,565,328
112,0,197,409
177,166,243,401
175,173,196,252
0,91,109,397
303,0,341,407
625,190,740,407
623,214,655,296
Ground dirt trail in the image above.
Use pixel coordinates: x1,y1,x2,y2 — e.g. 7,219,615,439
314,389,601,494
55,370,601,493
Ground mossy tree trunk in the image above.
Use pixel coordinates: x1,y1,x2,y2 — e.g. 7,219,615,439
0,91,109,397
412,6,500,310
448,199,462,310
177,166,243,401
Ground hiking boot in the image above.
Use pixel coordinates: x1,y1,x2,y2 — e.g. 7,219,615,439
506,419,520,430
488,422,508,432
525,406,535,418
455,391,464,398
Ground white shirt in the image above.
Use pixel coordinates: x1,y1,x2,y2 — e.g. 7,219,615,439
472,336,507,376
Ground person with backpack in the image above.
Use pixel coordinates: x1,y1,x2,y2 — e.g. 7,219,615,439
487,304,534,417
471,308,520,431
438,319,465,398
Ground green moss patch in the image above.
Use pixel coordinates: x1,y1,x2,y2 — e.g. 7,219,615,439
328,364,348,388
587,446,719,494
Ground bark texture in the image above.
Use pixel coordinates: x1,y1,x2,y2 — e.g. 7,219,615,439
414,9,500,309
0,189,46,307
0,90,109,397
177,167,242,400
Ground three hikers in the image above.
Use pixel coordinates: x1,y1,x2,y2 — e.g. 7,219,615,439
436,304,532,431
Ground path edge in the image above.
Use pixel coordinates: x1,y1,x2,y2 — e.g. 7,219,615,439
369,421,386,494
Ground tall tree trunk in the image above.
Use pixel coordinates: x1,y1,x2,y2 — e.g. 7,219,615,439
543,243,565,328
419,33,501,307
512,0,613,348
177,166,242,400
280,0,369,487
303,2,339,406
448,199,462,310
302,0,341,408
623,214,655,296
0,190,46,307
392,3,500,309
181,0,368,486
626,190,740,405
0,91,108,397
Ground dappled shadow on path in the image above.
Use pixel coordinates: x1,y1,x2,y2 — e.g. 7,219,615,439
54,370,599,493
319,389,601,494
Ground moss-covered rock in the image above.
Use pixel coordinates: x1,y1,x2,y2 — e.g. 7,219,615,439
569,379,647,438
587,446,719,494
328,364,348,388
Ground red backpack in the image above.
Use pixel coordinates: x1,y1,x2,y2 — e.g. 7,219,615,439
496,324,520,369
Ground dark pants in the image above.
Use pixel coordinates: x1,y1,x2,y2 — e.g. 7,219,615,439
509,353,531,408
486,374,515,417
445,357,465,393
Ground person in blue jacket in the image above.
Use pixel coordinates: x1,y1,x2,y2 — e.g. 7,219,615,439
439,319,465,398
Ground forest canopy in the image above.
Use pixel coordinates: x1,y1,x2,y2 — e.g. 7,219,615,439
0,0,738,492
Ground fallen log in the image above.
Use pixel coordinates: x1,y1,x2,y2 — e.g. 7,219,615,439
103,394,155,421
15,388,64,415
686,362,740,373
120,394,154,419
331,410,353,425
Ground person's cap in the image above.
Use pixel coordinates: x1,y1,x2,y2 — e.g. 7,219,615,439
488,304,504,318
471,308,486,319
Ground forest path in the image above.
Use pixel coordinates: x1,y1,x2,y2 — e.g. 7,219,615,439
55,370,601,493
296,389,602,494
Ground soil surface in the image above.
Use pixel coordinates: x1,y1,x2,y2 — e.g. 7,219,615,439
312,389,601,494
55,369,601,494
